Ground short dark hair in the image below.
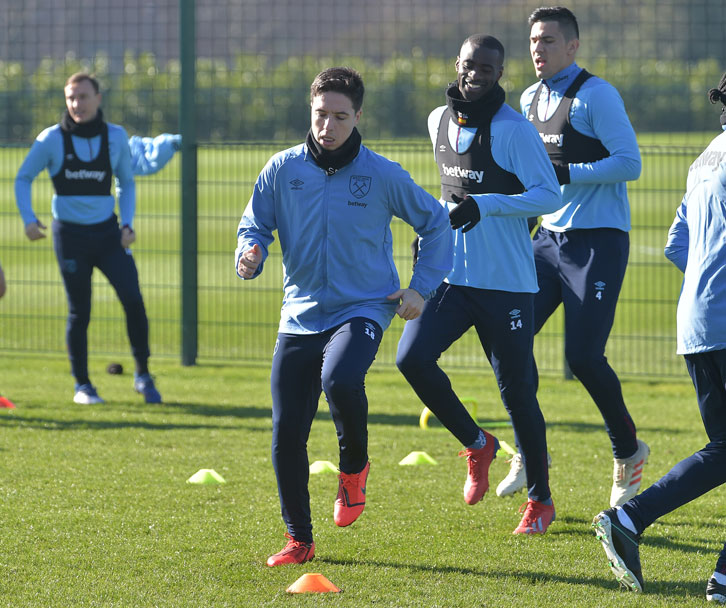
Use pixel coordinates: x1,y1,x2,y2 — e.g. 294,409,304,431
310,67,365,112
708,71,726,106
528,6,579,41
65,72,100,94
461,34,505,64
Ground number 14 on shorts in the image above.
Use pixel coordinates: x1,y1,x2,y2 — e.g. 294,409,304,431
509,308,523,331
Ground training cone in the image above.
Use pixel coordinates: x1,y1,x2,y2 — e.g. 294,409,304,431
186,469,226,484
497,440,517,458
286,573,341,594
309,460,338,474
399,451,438,466
0,396,16,409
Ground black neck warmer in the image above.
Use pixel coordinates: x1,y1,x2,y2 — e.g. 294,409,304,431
445,82,506,128
60,108,105,137
306,127,362,175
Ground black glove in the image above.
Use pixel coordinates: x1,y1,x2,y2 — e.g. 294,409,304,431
552,162,570,185
411,236,419,267
449,193,481,233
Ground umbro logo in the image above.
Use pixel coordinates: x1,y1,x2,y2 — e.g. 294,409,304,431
508,309,521,319
364,322,376,340
289,178,304,190
594,281,606,301
439,144,447,152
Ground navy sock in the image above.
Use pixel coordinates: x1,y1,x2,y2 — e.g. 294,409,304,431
466,429,486,450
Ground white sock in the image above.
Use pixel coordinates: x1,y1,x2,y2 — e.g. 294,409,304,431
713,571,726,585
614,506,638,535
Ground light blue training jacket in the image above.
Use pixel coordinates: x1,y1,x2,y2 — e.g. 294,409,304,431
15,122,136,228
236,142,454,335
520,62,641,232
129,133,181,176
428,103,561,293
664,130,726,355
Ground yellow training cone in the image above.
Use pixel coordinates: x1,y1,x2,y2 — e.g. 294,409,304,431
286,573,341,594
420,397,478,429
186,469,226,484
399,451,438,465
498,440,517,457
309,460,338,474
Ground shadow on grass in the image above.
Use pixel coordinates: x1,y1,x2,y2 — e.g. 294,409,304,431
0,400,274,431
159,401,272,420
315,555,706,599
0,413,233,432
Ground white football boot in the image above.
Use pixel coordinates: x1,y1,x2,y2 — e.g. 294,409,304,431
496,451,551,497
610,439,650,507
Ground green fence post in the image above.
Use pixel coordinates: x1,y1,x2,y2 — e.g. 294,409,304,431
180,0,197,365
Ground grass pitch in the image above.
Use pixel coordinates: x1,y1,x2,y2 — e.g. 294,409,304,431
0,353,721,607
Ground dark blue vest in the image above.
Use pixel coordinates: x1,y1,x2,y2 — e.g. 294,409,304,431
51,123,112,196
435,108,524,202
527,69,610,164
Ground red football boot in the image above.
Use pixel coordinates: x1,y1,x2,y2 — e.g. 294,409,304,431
266,533,315,567
334,461,370,527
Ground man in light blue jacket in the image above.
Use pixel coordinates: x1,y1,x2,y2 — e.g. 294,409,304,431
235,67,453,567
503,6,648,508
593,72,726,599
15,72,161,406
396,34,561,536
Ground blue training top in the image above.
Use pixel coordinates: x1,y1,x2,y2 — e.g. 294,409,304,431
520,62,641,232
428,103,561,293
664,130,726,355
236,142,453,335
129,133,181,176
15,122,136,228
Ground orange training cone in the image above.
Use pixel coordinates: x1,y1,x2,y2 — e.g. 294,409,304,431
0,396,16,409
286,573,341,594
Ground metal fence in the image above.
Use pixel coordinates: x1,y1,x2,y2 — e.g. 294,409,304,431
2,0,724,379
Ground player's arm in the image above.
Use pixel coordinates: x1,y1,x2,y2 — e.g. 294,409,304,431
412,106,449,259
567,83,641,185
235,159,278,280
386,164,453,303
129,134,181,176
112,127,136,234
664,199,688,272
15,132,57,240
469,120,561,219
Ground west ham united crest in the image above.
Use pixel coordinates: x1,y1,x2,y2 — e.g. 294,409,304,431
349,175,371,199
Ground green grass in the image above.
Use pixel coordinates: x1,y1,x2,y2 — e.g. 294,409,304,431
0,353,721,607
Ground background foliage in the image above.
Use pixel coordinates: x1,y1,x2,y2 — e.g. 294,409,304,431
0,53,724,142
1,0,726,142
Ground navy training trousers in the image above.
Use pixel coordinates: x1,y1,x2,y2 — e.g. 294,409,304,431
623,349,726,551
396,283,551,503
270,317,382,543
52,216,149,385
532,226,638,458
